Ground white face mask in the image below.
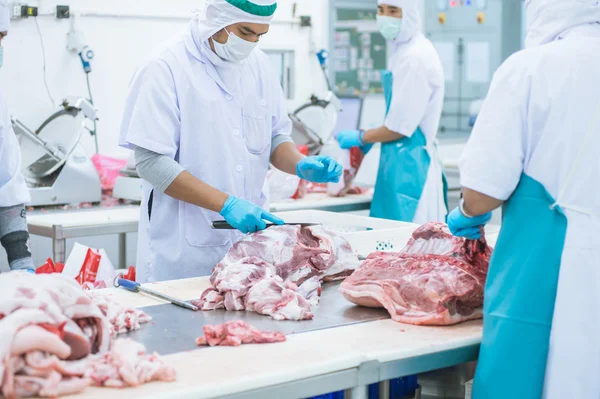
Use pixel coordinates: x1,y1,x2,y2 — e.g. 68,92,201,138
377,15,403,41
213,28,258,63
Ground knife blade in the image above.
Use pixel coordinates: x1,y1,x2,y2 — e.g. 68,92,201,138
211,221,321,230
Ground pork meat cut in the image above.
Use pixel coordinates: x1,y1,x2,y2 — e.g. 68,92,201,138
192,226,359,320
339,222,492,326
0,272,174,398
196,321,286,347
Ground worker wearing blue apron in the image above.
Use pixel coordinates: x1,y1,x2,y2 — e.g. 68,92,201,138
336,0,447,224
447,0,600,397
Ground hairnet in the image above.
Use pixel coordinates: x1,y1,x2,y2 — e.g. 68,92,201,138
526,0,600,48
378,0,421,43
0,0,10,32
193,0,277,44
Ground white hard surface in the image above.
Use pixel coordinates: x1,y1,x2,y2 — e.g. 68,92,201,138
71,226,492,399
27,207,141,228
270,191,373,212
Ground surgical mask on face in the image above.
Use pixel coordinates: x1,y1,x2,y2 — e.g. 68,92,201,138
213,28,257,63
377,15,403,41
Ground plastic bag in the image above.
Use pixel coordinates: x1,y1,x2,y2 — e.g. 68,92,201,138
75,248,101,285
36,258,65,274
323,142,366,197
91,154,128,191
267,145,310,201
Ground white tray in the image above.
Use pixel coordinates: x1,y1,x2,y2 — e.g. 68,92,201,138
343,225,501,258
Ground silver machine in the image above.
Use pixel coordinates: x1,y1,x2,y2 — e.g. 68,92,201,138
424,0,524,138
113,155,142,202
291,49,342,155
12,97,102,207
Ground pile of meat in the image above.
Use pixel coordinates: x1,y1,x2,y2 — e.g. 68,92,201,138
192,225,359,320
0,272,175,398
196,321,286,347
340,222,492,326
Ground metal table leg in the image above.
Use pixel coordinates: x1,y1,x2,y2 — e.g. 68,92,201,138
345,385,369,399
118,233,127,269
379,380,390,399
52,238,67,263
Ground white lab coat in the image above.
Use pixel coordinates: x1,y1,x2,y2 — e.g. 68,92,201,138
119,22,292,283
459,25,600,399
0,90,30,207
386,32,447,224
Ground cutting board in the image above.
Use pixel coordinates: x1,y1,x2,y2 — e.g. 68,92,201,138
125,282,390,356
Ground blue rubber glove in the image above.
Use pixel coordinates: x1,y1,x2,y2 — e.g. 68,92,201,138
336,130,363,149
336,130,373,154
220,196,284,234
296,156,343,183
447,206,493,240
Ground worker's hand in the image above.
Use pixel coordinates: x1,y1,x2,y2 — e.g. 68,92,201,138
220,196,284,234
336,130,373,154
336,130,362,149
296,156,343,183
447,207,492,240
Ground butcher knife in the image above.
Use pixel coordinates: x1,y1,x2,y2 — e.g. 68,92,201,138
113,277,198,311
211,221,321,230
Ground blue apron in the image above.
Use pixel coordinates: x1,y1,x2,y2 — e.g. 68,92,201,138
473,174,568,399
370,71,448,221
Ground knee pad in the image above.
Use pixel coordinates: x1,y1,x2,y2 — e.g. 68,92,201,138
1,231,32,265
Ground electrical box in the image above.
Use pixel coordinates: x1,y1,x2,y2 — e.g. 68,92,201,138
20,5,38,17
56,5,70,19
424,0,523,137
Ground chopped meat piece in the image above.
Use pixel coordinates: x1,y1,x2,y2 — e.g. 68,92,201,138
0,273,174,399
194,226,358,320
246,277,314,321
90,293,152,334
340,222,492,326
84,339,176,388
196,321,286,347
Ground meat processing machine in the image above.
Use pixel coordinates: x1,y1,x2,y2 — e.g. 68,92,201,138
12,97,102,207
113,154,142,202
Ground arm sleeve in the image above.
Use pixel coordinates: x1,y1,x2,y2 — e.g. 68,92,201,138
119,59,181,159
385,60,432,137
133,145,184,193
271,134,293,154
458,54,530,201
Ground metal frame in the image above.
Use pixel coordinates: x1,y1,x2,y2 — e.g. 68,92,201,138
206,345,479,399
28,220,138,269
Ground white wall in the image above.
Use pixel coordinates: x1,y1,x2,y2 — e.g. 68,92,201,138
0,0,331,157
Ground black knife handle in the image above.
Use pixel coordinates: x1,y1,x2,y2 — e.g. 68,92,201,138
211,221,235,229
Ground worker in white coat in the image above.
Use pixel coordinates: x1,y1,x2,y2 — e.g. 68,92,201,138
447,0,600,397
0,0,34,272
335,0,447,224
119,0,343,283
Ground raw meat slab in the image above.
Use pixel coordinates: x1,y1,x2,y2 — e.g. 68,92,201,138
124,282,389,356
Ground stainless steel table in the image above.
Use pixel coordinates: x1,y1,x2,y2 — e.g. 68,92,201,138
25,194,373,268
27,207,140,268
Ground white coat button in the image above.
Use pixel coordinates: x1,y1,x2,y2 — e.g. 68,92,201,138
236,164,243,172
226,95,233,101
233,129,240,136
260,99,267,106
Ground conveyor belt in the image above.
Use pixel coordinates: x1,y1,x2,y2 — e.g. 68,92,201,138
125,282,390,355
